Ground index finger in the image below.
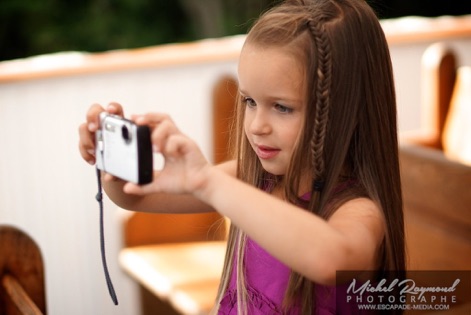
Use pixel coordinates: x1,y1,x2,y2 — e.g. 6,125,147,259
107,102,125,117
86,102,126,132
86,103,105,132
134,112,173,127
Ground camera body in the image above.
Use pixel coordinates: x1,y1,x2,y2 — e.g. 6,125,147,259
95,113,153,184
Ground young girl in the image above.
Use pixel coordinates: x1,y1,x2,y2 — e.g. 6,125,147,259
79,0,405,314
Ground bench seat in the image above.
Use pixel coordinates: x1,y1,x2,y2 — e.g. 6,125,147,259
119,241,226,315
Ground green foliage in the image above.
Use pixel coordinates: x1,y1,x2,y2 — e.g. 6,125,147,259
0,0,281,61
0,0,193,61
4,0,465,61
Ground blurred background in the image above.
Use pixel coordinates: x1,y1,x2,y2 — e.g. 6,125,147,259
1,0,471,62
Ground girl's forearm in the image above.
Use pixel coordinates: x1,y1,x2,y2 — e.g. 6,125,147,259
104,174,214,214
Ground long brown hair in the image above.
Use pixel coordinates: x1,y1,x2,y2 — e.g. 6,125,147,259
215,0,405,314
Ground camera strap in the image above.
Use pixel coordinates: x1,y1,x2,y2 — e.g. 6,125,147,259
95,168,119,305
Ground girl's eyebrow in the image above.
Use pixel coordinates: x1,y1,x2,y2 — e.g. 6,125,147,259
238,88,249,96
239,89,302,104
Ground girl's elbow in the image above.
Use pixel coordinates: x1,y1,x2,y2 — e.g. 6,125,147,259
302,260,337,286
309,243,379,286
305,242,351,286
313,263,339,286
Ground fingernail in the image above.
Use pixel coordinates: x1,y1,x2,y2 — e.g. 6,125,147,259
123,183,132,194
88,159,95,165
153,144,160,152
107,104,116,112
87,149,95,156
88,123,96,131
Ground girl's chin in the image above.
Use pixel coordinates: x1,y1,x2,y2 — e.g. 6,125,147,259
259,161,286,176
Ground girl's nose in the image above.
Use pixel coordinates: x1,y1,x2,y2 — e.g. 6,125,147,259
249,109,272,135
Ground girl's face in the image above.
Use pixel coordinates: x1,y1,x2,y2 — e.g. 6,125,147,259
238,44,306,176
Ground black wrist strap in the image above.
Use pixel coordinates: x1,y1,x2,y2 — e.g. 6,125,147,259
95,168,119,305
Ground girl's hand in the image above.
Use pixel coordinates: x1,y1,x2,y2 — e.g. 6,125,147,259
78,102,124,166
124,113,212,197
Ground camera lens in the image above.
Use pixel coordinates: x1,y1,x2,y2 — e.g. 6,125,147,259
121,125,131,143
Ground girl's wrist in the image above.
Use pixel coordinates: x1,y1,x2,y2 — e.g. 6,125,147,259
192,164,221,206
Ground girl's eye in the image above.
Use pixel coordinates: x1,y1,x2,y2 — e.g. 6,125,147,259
243,97,256,108
275,103,293,114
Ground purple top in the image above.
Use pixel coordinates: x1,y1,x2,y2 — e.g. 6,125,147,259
218,237,367,314
218,183,371,314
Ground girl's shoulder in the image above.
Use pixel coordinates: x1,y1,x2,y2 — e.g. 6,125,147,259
332,197,381,220
327,182,383,227
328,197,385,269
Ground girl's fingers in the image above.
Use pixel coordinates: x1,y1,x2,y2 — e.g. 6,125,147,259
78,122,96,164
152,119,179,153
80,102,126,165
107,102,124,116
133,113,181,154
134,112,171,127
164,134,192,159
86,103,105,132
123,182,158,195
86,102,124,131
103,173,120,182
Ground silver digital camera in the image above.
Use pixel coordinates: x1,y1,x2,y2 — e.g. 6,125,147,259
95,113,153,184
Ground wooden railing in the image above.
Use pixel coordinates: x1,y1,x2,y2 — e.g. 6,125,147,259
382,15,471,44
0,36,245,83
1,15,471,83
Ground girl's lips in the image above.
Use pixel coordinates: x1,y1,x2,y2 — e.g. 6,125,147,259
255,145,280,159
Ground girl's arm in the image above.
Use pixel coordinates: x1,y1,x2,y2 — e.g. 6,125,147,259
103,160,236,213
125,113,385,286
198,168,384,285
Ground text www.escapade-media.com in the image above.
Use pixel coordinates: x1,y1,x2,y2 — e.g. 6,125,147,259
357,302,452,311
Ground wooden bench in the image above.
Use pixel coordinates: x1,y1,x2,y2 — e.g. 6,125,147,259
0,225,47,315
400,43,471,314
120,241,226,315
119,76,236,315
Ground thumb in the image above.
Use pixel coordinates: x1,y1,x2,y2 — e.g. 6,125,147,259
123,182,159,195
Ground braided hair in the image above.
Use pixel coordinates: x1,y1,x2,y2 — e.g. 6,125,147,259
307,16,332,196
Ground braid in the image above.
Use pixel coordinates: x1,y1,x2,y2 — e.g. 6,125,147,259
284,16,334,315
284,15,334,314
307,17,332,192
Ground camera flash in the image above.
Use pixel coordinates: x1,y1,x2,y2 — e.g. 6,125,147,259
105,123,115,132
